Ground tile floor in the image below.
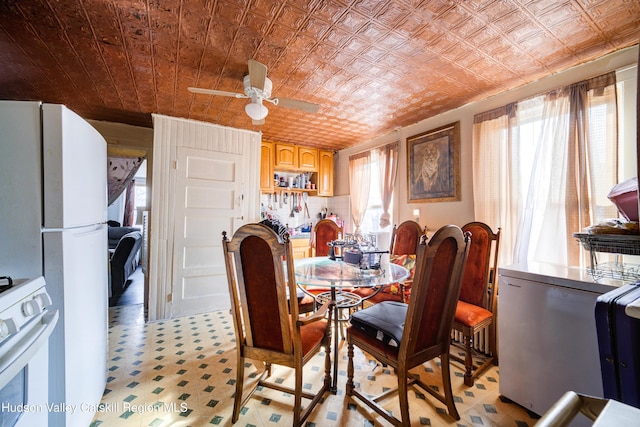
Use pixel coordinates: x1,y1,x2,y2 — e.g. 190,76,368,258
91,297,540,427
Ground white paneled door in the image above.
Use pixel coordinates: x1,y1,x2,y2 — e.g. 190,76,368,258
172,147,244,317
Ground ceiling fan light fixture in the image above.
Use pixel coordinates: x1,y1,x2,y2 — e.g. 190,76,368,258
245,101,268,120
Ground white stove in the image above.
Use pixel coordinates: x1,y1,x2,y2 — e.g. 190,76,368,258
0,276,58,427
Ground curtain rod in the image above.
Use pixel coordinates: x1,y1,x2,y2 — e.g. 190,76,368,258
349,140,399,159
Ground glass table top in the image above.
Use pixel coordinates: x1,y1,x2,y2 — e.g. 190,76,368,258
294,256,409,287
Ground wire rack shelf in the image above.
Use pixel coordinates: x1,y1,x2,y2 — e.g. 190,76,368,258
573,233,640,283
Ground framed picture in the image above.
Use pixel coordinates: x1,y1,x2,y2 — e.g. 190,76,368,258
407,121,460,203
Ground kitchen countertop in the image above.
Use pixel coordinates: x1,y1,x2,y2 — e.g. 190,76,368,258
289,232,310,239
499,262,625,294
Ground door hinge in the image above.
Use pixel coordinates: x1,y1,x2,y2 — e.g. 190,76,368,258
167,293,172,303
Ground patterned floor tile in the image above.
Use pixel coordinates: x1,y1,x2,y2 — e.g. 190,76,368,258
93,305,536,427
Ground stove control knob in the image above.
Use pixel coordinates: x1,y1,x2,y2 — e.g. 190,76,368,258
35,292,52,308
22,300,42,317
0,318,18,339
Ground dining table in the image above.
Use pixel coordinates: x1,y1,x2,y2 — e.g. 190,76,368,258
294,256,410,392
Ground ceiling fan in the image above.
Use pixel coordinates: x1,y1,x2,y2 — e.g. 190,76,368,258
188,59,320,125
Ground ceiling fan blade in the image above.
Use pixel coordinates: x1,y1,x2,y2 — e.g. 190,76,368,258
274,97,320,113
188,87,247,98
252,119,265,126
248,59,267,91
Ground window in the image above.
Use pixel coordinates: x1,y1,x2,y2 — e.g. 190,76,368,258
133,160,147,225
472,72,619,267
350,143,398,237
359,156,390,234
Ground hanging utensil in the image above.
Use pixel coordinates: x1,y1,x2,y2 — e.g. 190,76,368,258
302,192,310,219
289,194,295,217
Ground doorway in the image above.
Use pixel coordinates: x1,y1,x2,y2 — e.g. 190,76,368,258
107,157,148,310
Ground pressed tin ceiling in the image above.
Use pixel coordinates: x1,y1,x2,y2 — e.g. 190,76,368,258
0,0,639,151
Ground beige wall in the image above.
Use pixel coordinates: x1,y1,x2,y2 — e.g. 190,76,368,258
334,45,638,233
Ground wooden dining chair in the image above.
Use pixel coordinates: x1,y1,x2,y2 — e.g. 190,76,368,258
306,218,347,303
352,220,426,305
311,218,343,256
346,225,471,425
222,223,334,427
451,221,501,386
390,220,426,257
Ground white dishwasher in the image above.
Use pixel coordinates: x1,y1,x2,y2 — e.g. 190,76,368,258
498,262,623,426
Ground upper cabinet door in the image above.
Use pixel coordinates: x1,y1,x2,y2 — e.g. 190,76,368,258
317,150,334,197
275,143,297,170
260,142,274,192
297,147,318,171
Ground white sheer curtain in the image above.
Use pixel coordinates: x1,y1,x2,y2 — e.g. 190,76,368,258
472,104,519,266
514,92,574,265
349,151,371,234
376,142,399,228
473,72,618,267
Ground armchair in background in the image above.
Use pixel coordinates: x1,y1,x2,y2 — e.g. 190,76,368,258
110,230,142,295
108,224,139,249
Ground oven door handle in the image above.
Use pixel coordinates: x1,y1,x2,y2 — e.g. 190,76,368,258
0,310,59,390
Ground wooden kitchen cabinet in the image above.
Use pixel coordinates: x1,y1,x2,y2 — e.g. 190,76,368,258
297,147,318,171
290,237,310,259
316,149,334,196
260,142,274,192
264,141,333,197
275,143,297,170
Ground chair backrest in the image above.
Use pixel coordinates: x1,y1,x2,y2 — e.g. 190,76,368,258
312,219,343,257
460,222,501,311
400,225,470,362
389,220,426,256
222,223,299,355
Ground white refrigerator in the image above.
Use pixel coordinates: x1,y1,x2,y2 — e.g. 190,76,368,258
0,100,108,426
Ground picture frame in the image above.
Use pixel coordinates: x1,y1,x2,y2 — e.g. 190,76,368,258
407,121,460,203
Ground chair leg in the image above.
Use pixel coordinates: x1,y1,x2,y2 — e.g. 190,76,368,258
232,355,245,423
490,322,498,365
324,325,333,389
441,353,460,420
346,341,354,396
463,331,475,386
293,368,303,427
397,369,410,425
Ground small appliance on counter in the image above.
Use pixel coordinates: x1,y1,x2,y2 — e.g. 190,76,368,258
327,234,388,270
